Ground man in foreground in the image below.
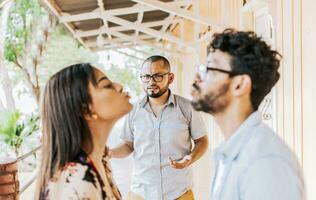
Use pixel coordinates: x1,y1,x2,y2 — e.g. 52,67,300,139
191,29,305,200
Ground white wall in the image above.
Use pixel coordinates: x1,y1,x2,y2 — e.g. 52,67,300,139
171,0,316,199
301,0,316,198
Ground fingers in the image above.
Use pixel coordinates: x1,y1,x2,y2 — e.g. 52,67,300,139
108,149,113,159
168,156,191,169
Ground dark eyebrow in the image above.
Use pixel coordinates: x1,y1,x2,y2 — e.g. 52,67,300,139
97,76,109,84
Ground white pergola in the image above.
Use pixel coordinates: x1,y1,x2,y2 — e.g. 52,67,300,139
41,0,223,57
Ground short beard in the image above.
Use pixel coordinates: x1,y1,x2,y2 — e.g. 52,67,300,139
147,86,169,98
191,83,230,114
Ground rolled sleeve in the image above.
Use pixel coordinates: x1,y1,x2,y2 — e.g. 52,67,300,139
120,112,134,142
190,108,207,140
240,157,304,200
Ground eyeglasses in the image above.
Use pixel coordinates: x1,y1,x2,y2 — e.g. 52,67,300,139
197,64,239,79
206,67,239,76
140,72,170,83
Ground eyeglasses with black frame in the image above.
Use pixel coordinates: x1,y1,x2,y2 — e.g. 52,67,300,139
140,72,170,83
206,67,239,76
197,64,240,79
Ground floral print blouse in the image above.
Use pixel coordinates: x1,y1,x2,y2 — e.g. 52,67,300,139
42,149,121,200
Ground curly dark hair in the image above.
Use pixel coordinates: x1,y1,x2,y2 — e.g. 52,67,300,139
209,29,281,110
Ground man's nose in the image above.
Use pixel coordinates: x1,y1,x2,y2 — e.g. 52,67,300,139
194,73,202,83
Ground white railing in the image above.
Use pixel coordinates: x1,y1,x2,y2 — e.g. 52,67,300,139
17,146,41,194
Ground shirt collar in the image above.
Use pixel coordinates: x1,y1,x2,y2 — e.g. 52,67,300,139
213,111,262,162
139,90,176,108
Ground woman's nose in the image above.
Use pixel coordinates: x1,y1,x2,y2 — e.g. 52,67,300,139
113,82,123,92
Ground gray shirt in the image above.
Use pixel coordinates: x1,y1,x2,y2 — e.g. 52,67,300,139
121,92,207,200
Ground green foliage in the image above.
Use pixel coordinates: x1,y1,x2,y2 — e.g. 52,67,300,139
4,0,43,62
0,110,39,156
39,25,99,86
3,23,100,102
107,64,142,96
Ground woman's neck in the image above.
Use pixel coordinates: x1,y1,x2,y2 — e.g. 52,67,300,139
85,120,115,165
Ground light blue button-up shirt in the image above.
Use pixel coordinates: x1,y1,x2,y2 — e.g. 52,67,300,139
121,92,207,200
210,111,305,200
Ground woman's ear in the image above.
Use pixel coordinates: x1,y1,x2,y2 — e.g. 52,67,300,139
84,113,98,121
232,74,252,97
83,103,98,121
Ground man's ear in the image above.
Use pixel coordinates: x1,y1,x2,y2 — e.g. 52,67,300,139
231,74,252,97
168,73,174,84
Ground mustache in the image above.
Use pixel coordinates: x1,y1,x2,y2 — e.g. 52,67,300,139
192,82,201,92
147,85,159,89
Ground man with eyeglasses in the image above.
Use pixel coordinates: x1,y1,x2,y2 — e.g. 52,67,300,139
191,29,305,200
110,55,209,200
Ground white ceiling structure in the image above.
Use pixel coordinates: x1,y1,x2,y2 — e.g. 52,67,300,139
41,0,223,57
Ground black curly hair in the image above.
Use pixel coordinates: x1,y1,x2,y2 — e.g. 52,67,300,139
209,29,281,110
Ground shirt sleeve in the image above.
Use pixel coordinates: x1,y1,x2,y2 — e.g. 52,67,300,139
190,108,207,140
240,157,305,200
120,111,134,142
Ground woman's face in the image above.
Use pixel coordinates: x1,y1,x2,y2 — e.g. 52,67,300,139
87,68,133,121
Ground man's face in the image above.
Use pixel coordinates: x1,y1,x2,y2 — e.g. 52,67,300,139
191,50,233,114
140,60,173,98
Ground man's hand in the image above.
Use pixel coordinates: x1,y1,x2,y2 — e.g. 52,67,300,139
169,155,192,169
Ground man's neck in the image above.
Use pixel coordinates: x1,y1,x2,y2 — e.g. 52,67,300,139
149,89,170,106
214,104,254,140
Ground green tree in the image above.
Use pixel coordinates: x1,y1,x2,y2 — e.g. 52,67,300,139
4,0,55,103
38,25,99,85
0,0,15,111
2,0,99,110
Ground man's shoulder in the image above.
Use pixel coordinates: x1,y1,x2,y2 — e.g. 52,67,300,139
243,123,299,165
173,94,192,106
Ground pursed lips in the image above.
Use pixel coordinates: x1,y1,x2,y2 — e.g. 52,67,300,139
122,91,130,98
190,83,200,96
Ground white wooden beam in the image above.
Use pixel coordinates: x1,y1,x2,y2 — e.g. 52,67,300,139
97,0,112,40
134,10,144,43
102,13,193,48
156,14,174,42
169,3,191,33
60,0,192,23
130,0,223,29
108,30,181,55
113,49,144,61
76,19,178,38
85,34,156,47
41,0,88,48
86,34,154,44
91,32,183,56
94,39,151,56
